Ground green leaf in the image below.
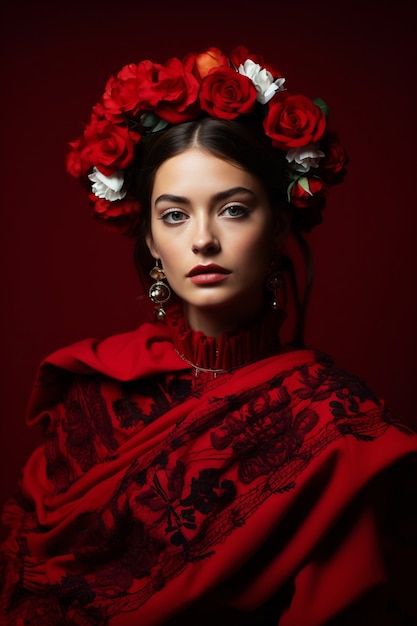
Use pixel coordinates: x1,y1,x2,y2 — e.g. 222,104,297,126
287,179,296,202
140,112,169,133
312,97,330,117
152,118,169,133
298,177,312,195
140,111,158,128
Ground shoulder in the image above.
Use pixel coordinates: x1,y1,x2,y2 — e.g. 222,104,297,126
278,348,380,398
26,321,186,425
40,321,173,378
276,349,416,442
271,348,388,420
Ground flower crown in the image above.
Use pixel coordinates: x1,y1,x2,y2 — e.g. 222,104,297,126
65,45,348,236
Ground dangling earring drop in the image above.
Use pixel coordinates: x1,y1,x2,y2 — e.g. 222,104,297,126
267,271,283,310
149,259,171,320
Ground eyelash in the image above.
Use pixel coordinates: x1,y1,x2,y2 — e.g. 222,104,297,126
221,204,250,218
159,204,250,224
159,209,187,224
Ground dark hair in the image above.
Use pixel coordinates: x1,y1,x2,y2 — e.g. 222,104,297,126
132,116,312,347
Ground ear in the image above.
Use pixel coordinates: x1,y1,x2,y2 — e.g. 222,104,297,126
145,232,159,259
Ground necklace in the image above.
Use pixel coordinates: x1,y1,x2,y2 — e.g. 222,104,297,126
174,349,228,378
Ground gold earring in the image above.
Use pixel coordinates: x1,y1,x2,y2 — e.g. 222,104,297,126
149,260,171,319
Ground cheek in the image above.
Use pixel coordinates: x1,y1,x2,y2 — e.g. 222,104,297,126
149,225,181,263
153,238,186,282
239,230,274,273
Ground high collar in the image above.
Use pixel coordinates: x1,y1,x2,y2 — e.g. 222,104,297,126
164,304,284,374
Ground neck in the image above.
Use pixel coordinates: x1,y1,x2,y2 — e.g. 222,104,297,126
164,302,284,375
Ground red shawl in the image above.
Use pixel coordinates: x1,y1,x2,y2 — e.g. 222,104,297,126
1,312,416,625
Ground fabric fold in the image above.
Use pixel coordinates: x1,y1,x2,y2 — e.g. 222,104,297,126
1,308,416,625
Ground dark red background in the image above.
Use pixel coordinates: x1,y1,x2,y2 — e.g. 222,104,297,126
1,0,416,525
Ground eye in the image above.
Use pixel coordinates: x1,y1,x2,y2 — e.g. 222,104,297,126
160,209,188,224
221,204,250,218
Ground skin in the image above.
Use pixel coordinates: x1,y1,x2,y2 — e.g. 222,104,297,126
146,148,282,338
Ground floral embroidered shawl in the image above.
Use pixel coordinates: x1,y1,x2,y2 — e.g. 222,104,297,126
1,316,416,625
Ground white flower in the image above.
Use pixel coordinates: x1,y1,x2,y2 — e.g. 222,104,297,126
88,167,127,201
286,145,325,174
238,59,285,104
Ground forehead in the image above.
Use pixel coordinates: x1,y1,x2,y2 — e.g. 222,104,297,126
151,148,266,199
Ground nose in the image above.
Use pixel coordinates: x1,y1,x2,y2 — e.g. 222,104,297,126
191,217,220,255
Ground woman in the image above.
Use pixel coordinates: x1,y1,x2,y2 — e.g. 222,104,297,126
1,45,416,626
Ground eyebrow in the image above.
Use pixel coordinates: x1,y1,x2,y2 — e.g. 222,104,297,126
154,186,256,206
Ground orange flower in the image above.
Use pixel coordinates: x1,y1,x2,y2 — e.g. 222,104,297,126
185,47,228,80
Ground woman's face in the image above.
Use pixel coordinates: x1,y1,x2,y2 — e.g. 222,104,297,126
146,148,279,336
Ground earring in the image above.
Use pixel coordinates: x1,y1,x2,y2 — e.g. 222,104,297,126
267,271,283,310
149,260,171,320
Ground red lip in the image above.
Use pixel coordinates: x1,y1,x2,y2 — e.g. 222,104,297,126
187,264,231,277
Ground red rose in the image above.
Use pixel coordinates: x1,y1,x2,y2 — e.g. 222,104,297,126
230,44,263,67
154,58,201,123
289,176,327,209
132,59,166,109
184,47,228,79
289,177,327,231
264,93,326,149
102,63,145,117
91,194,141,236
118,58,199,124
65,137,92,179
199,66,257,120
317,131,348,184
102,58,201,125
229,45,283,80
82,119,140,177
92,101,125,125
